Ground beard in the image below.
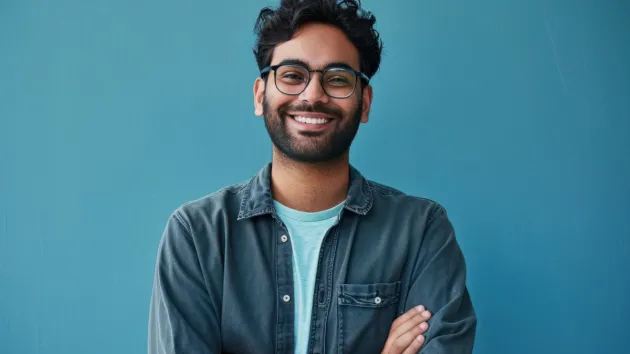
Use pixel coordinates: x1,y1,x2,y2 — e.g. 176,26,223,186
262,94,363,164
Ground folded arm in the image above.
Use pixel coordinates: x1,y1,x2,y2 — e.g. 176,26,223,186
405,205,477,353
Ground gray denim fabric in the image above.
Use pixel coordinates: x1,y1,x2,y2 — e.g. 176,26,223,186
148,163,477,354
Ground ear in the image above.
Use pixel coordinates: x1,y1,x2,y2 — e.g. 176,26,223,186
360,84,373,124
254,78,266,116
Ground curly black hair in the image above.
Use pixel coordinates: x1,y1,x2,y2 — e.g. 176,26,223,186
253,0,383,80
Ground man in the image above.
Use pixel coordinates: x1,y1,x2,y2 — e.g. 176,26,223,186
148,0,477,353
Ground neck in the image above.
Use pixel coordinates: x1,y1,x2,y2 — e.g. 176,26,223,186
270,148,350,212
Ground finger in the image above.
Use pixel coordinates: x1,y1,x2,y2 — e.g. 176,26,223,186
383,310,421,353
401,334,425,354
418,320,429,334
390,310,432,340
391,326,424,354
390,305,425,332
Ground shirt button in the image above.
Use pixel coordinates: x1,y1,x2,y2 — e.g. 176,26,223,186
280,235,288,243
283,295,291,302
374,296,382,304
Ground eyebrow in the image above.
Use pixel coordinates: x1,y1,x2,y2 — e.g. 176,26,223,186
276,58,357,71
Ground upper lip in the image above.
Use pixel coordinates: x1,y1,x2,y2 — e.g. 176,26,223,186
287,112,336,119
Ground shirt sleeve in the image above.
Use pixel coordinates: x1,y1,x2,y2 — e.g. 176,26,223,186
148,210,222,354
406,205,477,354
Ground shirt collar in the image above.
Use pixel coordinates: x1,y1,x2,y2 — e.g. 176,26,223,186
237,162,373,220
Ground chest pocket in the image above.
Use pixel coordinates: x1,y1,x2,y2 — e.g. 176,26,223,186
337,281,401,354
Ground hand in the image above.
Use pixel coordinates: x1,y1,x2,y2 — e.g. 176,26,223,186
381,305,432,354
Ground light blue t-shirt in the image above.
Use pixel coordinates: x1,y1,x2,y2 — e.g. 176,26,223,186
273,200,345,354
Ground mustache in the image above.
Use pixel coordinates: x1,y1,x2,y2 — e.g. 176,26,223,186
278,102,343,119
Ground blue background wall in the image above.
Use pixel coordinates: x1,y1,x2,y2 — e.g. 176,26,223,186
1,0,629,353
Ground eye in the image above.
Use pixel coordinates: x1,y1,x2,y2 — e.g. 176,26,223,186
280,72,306,83
329,76,349,83
326,75,352,87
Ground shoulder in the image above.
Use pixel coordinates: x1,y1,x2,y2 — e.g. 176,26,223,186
367,179,447,224
170,180,249,233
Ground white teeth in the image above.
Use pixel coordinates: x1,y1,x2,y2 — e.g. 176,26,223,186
293,116,330,125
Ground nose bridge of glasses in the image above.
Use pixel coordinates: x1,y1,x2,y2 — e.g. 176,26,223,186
306,69,326,85
301,69,328,95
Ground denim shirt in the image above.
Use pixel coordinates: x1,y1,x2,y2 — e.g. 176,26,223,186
148,163,477,354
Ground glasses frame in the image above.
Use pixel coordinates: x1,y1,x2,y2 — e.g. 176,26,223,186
260,63,370,99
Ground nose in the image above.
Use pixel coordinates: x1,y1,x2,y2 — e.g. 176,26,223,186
298,72,330,104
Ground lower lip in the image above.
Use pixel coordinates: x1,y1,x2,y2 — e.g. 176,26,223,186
287,116,333,131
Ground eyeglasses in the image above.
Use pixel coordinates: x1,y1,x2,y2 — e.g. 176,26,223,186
260,63,370,99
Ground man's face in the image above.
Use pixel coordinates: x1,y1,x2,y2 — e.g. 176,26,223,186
254,23,373,163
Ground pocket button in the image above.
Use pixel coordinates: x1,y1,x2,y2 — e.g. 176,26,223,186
374,296,382,304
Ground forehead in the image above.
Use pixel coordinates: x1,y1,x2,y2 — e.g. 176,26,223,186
270,23,360,70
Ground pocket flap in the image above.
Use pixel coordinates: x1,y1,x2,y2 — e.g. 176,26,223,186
338,281,401,308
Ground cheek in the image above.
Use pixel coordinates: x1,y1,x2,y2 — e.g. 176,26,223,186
267,94,297,114
336,98,361,118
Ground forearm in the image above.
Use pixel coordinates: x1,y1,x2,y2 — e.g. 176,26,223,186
405,206,477,353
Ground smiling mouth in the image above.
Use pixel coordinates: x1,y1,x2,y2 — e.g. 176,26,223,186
288,115,332,125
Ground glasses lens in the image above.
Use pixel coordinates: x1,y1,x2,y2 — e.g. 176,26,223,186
275,65,308,95
323,68,356,98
